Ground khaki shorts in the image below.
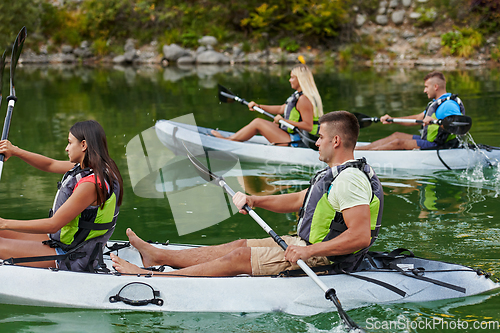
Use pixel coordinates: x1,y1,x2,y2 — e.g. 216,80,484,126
247,236,330,276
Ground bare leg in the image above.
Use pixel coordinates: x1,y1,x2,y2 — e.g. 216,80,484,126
111,247,252,277
372,138,420,150
0,237,57,268
125,228,248,268
211,118,290,144
0,230,49,241
356,132,414,150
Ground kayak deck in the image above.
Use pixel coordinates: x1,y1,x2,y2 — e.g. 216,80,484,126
154,120,500,171
0,241,497,315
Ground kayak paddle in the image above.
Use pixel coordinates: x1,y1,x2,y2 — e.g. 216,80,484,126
354,112,472,135
217,84,319,150
184,143,364,332
0,50,7,114
0,26,27,181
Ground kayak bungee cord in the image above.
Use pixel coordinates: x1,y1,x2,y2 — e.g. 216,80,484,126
184,142,364,332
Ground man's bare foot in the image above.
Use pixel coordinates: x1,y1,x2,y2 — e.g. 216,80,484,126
210,130,226,139
110,253,149,274
126,228,162,267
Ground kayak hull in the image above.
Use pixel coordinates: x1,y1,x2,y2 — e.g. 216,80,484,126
154,120,500,172
0,242,497,315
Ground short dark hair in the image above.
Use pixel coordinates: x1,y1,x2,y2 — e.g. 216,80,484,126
424,71,446,83
318,111,359,149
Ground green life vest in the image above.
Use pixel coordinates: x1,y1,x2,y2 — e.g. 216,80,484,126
281,91,319,136
48,164,120,271
296,158,384,271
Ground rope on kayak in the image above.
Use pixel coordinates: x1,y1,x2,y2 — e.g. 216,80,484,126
436,149,452,170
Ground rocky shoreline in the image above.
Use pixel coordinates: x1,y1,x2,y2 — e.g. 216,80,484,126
15,0,500,69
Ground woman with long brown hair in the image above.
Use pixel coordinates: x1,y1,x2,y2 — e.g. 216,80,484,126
0,120,123,271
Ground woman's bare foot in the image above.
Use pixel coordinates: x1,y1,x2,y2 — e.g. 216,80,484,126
210,130,226,139
126,228,162,267
110,253,149,274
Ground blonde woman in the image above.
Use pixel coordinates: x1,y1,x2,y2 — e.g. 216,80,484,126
212,64,323,146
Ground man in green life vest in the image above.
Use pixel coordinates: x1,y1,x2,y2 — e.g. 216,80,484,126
356,71,464,150
110,111,384,276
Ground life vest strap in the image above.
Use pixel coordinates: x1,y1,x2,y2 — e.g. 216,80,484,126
78,220,115,231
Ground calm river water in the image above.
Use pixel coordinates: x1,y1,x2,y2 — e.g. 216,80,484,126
0,64,499,332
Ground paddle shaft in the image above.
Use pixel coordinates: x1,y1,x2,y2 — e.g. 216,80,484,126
360,116,441,125
217,177,361,331
0,27,27,181
219,91,296,131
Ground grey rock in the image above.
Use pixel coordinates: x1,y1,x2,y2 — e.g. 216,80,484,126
40,45,48,55
409,12,422,19
80,41,89,49
427,37,442,53
198,36,218,46
356,14,366,27
391,10,405,25
124,49,137,62
112,55,127,64
196,50,230,64
389,0,399,8
378,7,386,15
376,15,389,25
61,45,73,54
402,0,412,6
196,46,207,54
49,53,76,63
124,39,136,52
73,47,93,58
162,44,190,61
177,55,196,64
401,30,415,39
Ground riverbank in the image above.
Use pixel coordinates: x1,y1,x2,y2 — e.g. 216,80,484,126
12,0,500,69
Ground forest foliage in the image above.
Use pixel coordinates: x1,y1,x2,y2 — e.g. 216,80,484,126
0,0,498,58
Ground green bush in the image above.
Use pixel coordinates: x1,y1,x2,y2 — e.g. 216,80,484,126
441,27,483,58
279,37,300,52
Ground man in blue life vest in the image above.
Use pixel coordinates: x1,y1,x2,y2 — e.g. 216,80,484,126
110,111,383,276
356,71,464,150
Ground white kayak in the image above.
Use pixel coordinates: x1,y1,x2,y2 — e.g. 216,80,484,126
0,241,497,315
154,119,500,172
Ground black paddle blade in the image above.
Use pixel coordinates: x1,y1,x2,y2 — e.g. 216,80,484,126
218,84,235,104
0,49,7,107
9,26,27,97
183,141,217,182
353,112,377,129
441,115,472,135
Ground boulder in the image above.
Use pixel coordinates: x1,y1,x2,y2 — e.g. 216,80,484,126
196,50,230,64
162,44,190,61
61,45,73,54
124,39,136,52
389,0,399,8
177,55,196,64
124,49,137,62
112,55,127,64
356,14,367,27
376,15,389,25
392,10,405,25
198,36,218,46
